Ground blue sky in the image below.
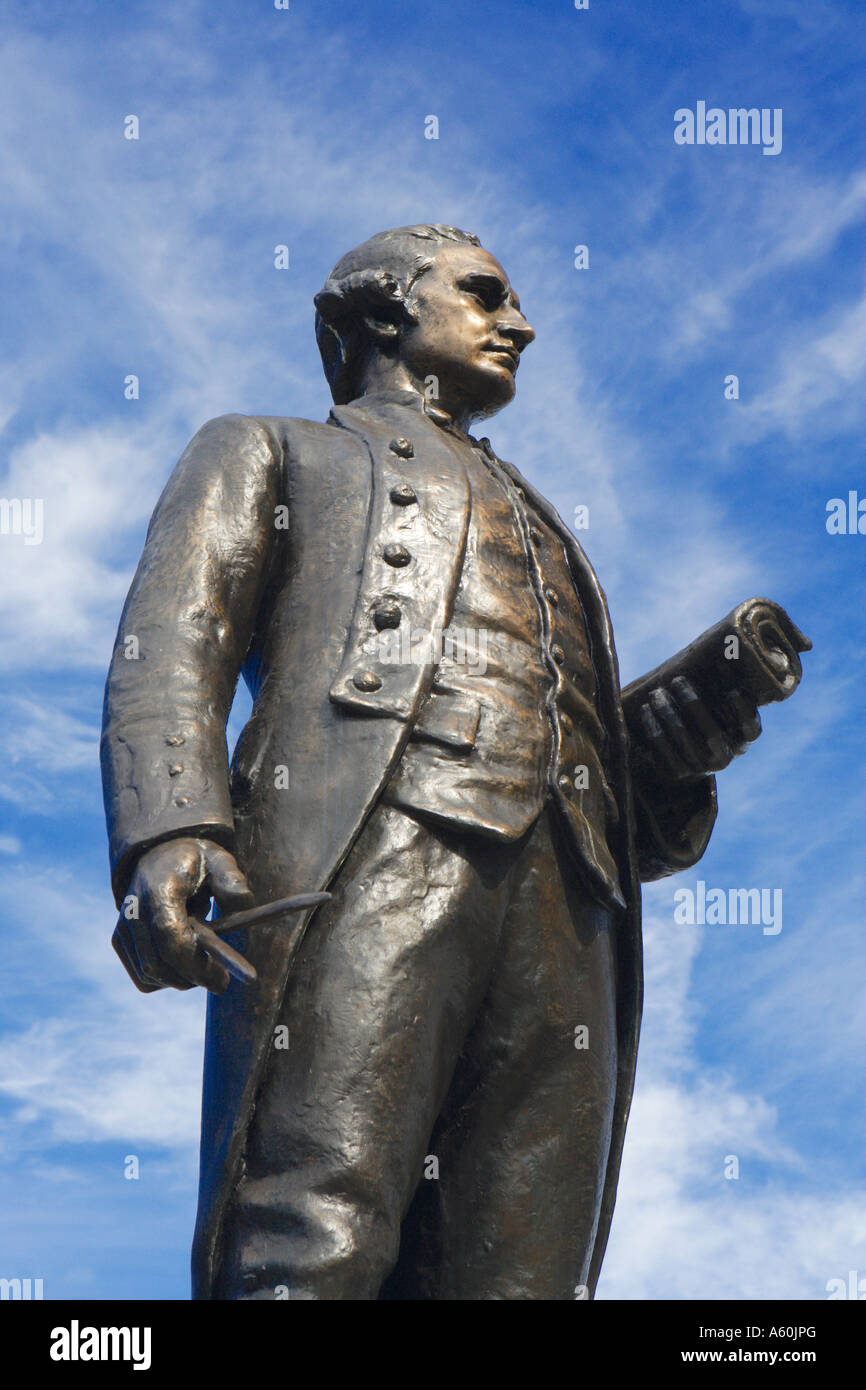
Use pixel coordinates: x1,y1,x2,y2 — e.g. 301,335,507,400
0,0,863,1300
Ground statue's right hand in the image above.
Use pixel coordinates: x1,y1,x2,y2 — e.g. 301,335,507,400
113,838,255,994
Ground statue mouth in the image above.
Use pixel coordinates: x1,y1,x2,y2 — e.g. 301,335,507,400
482,344,519,373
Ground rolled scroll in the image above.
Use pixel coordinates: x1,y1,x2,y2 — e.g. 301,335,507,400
623,597,811,715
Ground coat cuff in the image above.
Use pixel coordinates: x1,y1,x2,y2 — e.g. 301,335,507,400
633,772,718,882
101,714,235,906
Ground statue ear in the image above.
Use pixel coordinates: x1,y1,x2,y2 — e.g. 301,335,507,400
314,267,415,400
316,269,409,348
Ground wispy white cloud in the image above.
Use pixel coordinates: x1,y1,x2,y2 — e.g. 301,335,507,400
733,291,866,446
0,420,175,671
0,694,99,808
0,870,204,1154
601,905,866,1298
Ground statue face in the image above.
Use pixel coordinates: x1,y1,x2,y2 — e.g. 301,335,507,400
400,243,535,423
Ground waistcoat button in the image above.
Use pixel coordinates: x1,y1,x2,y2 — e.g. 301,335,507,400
373,599,401,630
390,483,417,506
383,543,411,566
389,437,414,458
353,671,382,692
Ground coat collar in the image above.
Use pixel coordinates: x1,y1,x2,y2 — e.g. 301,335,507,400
341,388,482,448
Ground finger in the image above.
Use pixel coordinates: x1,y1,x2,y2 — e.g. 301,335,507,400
636,700,686,782
120,908,177,989
185,895,238,991
648,687,707,777
668,676,735,770
148,895,227,992
118,914,194,992
204,844,255,913
724,688,763,748
112,921,161,993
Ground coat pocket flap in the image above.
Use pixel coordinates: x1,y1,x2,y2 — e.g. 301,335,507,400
412,692,482,750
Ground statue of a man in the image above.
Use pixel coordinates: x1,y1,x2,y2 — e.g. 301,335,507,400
101,224,808,1299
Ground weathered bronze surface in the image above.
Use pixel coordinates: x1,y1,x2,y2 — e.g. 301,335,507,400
101,225,809,1300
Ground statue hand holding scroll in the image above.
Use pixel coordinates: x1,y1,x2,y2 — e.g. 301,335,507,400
625,598,812,785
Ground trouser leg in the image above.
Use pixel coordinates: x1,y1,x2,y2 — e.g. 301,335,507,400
384,805,618,1300
215,801,513,1299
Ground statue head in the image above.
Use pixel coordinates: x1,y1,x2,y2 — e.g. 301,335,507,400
314,224,535,427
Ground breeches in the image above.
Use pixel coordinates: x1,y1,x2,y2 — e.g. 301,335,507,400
214,798,618,1300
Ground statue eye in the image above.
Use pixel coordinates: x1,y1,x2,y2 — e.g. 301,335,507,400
467,280,503,310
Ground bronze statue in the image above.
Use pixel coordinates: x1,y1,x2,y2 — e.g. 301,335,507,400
101,225,809,1300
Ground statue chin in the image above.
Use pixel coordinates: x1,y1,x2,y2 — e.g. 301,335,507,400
455,377,516,425
466,391,514,424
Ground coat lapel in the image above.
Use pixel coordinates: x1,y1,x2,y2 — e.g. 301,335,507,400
329,400,471,721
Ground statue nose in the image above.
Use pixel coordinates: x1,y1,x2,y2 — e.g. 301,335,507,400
502,319,535,352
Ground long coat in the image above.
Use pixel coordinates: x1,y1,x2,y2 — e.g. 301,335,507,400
101,393,718,1299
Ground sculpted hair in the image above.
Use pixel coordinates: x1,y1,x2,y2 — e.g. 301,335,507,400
314,224,481,405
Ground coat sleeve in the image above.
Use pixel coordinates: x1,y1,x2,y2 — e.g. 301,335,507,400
100,413,284,906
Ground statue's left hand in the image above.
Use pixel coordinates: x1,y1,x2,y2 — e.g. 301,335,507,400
633,675,762,781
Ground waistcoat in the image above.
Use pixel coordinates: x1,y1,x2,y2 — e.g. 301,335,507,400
384,433,623,909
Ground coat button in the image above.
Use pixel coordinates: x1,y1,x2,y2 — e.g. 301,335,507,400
544,585,559,606
529,526,542,544
551,644,566,664
560,712,573,734
389,437,414,458
558,774,573,796
373,599,401,630
390,482,417,506
383,543,411,566
353,671,382,692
